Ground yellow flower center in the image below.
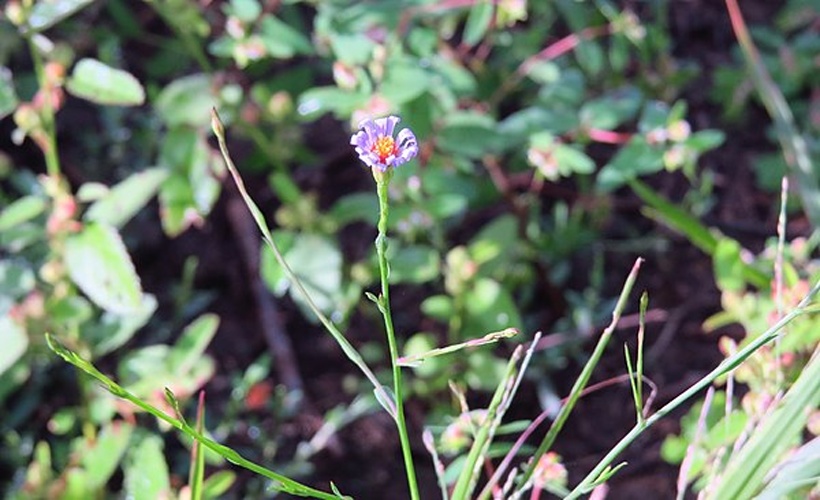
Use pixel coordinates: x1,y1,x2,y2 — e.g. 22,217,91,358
371,135,397,163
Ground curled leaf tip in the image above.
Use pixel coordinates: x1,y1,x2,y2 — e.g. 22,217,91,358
210,108,224,138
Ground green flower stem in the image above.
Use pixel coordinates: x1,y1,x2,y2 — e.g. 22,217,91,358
211,110,395,417
517,257,644,490
25,35,60,177
565,279,820,499
45,334,339,500
374,170,420,500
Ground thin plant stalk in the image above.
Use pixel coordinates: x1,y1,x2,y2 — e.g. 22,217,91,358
724,0,819,226
774,176,788,386
397,327,518,367
516,257,644,490
373,172,420,500
676,387,715,500
451,346,524,500
210,110,396,418
46,334,339,500
25,35,60,177
423,428,449,500
625,291,649,424
565,279,820,498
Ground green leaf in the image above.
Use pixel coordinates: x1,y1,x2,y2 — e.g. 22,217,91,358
85,168,169,228
158,129,221,236
167,314,220,375
402,332,439,375
125,434,172,500
0,195,46,231
328,33,374,66
463,0,494,47
329,193,379,226
464,278,522,335
260,231,297,294
431,58,477,96
83,421,134,490
638,101,671,132
420,295,453,321
296,86,366,120
685,130,726,153
85,294,157,357
64,223,143,314
580,88,642,130
389,245,440,285
575,40,605,76
66,59,145,106
25,0,95,32
629,179,769,289
262,234,343,319
0,260,36,299
757,437,820,500
259,15,313,58
553,144,595,176
0,67,18,120
469,214,518,269
713,238,745,292
438,112,500,158
381,61,430,105
0,315,28,377
201,471,236,499
597,137,663,190
155,75,217,127
538,68,586,107
526,61,561,85
229,0,261,22
427,193,468,220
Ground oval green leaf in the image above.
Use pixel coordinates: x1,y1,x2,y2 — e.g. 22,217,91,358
64,222,143,314
66,58,145,106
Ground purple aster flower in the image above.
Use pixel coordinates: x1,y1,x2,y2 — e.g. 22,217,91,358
350,116,418,171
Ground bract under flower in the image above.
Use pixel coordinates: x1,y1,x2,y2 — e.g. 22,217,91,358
350,116,418,171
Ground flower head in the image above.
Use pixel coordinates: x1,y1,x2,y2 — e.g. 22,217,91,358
350,116,418,172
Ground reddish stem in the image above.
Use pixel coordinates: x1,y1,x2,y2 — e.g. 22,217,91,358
587,128,633,144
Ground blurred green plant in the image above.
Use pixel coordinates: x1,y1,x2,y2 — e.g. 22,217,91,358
2,0,818,498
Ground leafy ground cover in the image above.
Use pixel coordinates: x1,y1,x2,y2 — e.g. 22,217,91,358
1,0,819,499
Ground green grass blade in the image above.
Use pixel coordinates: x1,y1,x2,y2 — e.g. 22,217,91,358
629,179,769,289
450,346,523,500
565,280,820,498
45,334,343,500
188,391,207,500
397,328,518,367
709,348,820,499
516,258,644,491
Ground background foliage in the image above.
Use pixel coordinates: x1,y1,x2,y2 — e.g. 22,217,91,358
1,0,819,498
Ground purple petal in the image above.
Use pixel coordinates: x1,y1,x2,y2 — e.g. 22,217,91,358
357,118,380,143
350,130,370,148
374,115,400,138
394,128,418,166
397,128,417,150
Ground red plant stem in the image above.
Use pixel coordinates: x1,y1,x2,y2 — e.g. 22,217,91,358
518,25,612,76
587,128,633,144
725,0,752,53
482,459,501,497
490,24,612,106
